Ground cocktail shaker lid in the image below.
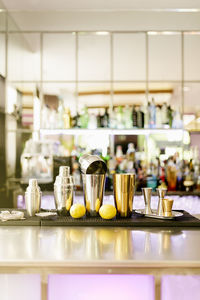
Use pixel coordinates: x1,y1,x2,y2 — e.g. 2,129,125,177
26,178,41,193
54,166,74,186
79,154,107,174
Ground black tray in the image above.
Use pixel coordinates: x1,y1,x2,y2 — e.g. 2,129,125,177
0,209,200,227
41,210,200,227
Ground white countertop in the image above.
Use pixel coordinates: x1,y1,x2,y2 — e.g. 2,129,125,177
0,226,200,268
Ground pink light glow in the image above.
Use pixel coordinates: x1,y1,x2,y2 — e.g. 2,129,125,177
48,274,155,300
161,275,200,300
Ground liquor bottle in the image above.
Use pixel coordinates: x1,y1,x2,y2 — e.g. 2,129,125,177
102,107,109,128
63,107,71,129
71,113,80,128
116,145,124,163
80,106,89,128
124,105,132,129
97,110,102,128
161,102,169,128
88,113,97,129
126,143,135,162
57,100,64,129
149,98,156,128
116,106,124,129
156,105,162,128
168,105,173,128
132,105,137,128
137,106,144,128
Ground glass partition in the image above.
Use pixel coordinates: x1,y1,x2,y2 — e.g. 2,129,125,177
184,32,200,80
78,33,110,81
113,33,146,81
8,33,41,81
148,33,181,81
43,33,76,81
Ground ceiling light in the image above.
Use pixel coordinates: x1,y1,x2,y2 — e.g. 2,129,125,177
175,8,199,12
96,31,109,36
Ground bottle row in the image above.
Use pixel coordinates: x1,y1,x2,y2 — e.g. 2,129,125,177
42,98,183,130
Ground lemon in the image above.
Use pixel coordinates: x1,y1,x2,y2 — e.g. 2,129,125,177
70,203,86,219
95,198,101,212
99,204,117,220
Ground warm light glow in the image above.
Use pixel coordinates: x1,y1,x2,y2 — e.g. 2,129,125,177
96,31,110,35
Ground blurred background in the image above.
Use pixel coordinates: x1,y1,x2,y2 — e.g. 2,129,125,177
1,0,200,208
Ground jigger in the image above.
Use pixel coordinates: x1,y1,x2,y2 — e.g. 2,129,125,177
142,188,152,215
157,188,167,216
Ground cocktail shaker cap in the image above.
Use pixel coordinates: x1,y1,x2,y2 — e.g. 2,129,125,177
79,154,107,174
54,166,74,186
26,178,41,193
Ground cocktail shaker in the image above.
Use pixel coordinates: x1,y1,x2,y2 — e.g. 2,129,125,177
157,188,167,216
54,166,74,215
142,187,152,215
79,154,107,174
25,179,41,216
113,173,135,217
82,174,106,216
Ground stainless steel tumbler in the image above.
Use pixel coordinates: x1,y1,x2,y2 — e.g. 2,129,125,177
25,178,41,216
54,166,74,215
113,173,135,217
79,154,107,174
82,174,106,216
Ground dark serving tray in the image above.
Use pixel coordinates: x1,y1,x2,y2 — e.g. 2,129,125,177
0,209,200,227
40,210,200,227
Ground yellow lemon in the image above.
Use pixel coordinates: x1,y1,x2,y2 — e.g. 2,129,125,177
95,198,101,212
70,203,86,219
66,197,72,211
99,204,117,220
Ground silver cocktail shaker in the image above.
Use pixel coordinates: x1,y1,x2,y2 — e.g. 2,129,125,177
79,154,107,174
54,166,74,215
25,179,41,216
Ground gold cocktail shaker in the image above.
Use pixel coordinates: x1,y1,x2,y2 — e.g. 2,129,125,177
113,173,135,217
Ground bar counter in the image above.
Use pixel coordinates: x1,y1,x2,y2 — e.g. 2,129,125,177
0,224,200,300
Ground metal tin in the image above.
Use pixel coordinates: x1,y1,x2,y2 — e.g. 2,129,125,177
25,178,41,216
82,174,106,216
54,166,74,215
113,173,135,217
79,154,107,174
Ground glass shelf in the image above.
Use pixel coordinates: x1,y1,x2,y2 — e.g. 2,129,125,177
40,128,184,136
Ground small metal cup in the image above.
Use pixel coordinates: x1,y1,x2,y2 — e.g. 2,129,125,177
113,173,135,218
157,188,167,216
163,198,174,217
142,187,152,215
82,174,106,216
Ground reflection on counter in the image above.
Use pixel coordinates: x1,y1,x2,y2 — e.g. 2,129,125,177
0,226,192,263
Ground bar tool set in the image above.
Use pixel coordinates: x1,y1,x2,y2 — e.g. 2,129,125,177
135,187,183,219
24,154,183,221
